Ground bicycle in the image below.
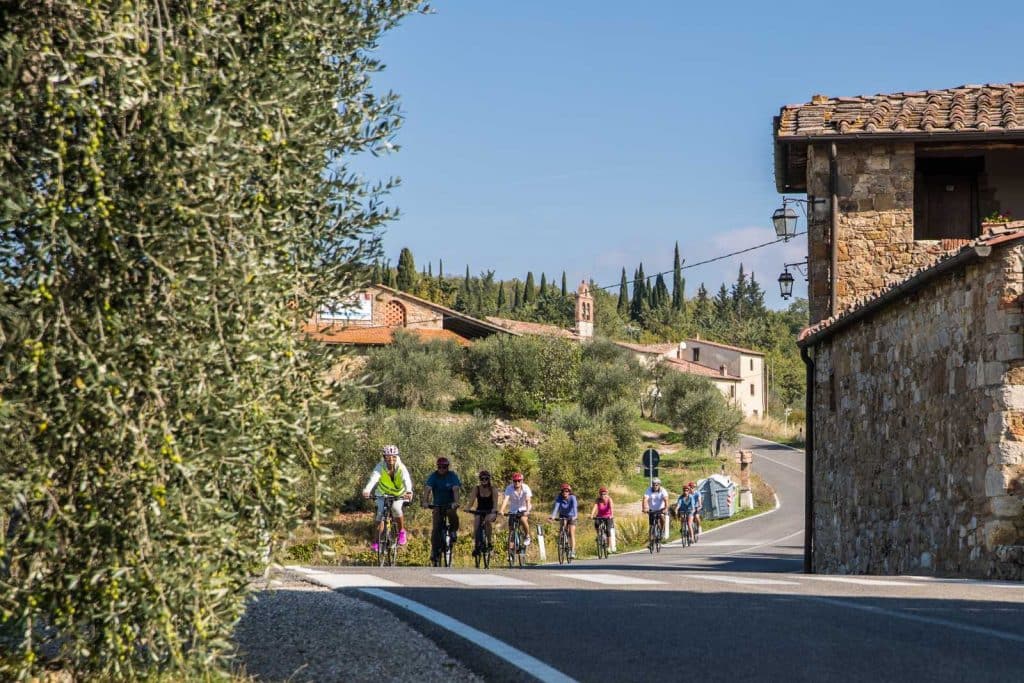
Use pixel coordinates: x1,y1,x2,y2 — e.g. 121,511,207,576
647,510,664,554
428,503,456,568
594,518,610,559
552,516,573,565
505,511,527,568
376,495,402,567
681,515,694,547
468,509,495,569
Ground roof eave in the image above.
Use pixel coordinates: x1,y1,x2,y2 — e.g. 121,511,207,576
776,130,1024,145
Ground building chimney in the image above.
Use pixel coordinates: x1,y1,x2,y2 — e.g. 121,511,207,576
720,365,727,376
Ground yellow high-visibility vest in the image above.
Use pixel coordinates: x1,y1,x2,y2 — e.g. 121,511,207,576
378,467,406,495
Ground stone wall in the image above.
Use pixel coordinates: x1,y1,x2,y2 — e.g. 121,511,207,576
810,245,1024,578
805,142,953,324
367,287,443,329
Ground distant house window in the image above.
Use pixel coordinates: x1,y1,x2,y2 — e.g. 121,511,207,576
753,409,758,417
750,383,755,396
729,385,736,398
749,358,754,371
914,156,981,240
693,348,700,362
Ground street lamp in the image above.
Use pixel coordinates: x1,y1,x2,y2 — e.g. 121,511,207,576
777,260,807,300
772,205,799,240
778,270,795,299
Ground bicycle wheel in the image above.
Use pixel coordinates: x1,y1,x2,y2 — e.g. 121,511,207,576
596,525,607,559
648,523,655,554
557,527,566,565
444,529,454,568
507,528,516,568
483,527,492,569
654,519,662,553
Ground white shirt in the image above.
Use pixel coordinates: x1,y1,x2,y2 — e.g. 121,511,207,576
504,483,532,512
645,486,669,512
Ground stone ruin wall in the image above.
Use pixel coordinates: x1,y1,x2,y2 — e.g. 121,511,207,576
805,142,952,325
811,246,1024,578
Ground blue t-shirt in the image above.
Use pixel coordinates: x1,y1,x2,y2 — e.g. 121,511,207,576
425,471,461,507
552,494,578,519
677,494,695,514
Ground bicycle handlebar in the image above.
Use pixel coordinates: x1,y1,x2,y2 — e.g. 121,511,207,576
428,503,457,510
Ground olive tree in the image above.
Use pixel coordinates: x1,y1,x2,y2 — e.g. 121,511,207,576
0,1,423,678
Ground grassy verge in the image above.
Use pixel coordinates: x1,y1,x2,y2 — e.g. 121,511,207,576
742,415,805,449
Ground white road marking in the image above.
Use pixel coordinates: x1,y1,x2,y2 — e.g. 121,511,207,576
740,433,805,452
904,576,1024,589
802,576,919,587
361,588,578,683
692,539,764,546
436,573,534,587
686,573,800,586
289,566,400,588
755,453,805,473
806,595,1024,643
554,572,665,585
721,529,804,556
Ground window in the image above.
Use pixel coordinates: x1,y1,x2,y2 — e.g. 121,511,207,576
749,358,754,371
750,383,755,396
729,385,736,398
692,348,700,362
914,156,982,240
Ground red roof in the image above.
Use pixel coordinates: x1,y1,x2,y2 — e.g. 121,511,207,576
613,341,679,355
799,225,1024,346
303,324,472,347
686,338,764,356
485,316,580,340
662,357,741,381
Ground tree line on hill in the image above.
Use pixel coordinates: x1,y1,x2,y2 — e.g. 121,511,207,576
375,244,807,411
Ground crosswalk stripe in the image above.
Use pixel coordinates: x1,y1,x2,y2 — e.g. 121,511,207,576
802,576,917,587
554,572,665,585
436,573,534,587
290,567,401,588
687,573,800,586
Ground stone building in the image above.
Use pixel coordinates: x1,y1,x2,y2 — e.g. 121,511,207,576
303,284,512,348
775,83,1024,578
684,338,766,418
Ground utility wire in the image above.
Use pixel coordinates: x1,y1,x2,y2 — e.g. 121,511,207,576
592,231,807,292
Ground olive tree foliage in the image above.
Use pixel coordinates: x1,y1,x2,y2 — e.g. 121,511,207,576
655,371,743,455
0,1,423,678
579,338,643,415
467,335,581,417
363,330,469,410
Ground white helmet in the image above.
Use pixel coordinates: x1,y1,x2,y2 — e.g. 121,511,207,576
381,444,399,457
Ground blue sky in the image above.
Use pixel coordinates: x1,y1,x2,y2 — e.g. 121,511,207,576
357,1,1023,309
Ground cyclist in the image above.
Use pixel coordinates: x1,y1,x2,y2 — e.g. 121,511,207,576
499,471,532,550
467,469,498,557
689,480,703,542
361,444,413,551
421,456,461,564
549,483,578,559
675,482,696,544
642,477,670,541
589,486,616,553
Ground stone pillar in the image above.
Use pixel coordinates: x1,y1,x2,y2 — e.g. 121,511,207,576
737,449,754,510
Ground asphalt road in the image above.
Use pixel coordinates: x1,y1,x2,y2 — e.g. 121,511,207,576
298,436,1024,682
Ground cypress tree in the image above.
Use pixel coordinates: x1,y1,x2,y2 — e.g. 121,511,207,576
694,283,712,327
714,283,732,322
731,264,748,318
539,272,547,295
384,261,396,288
523,272,536,303
617,268,629,316
395,247,416,291
672,242,684,312
463,265,471,295
561,271,568,297
745,272,766,316
497,281,506,310
513,280,522,310
427,262,433,278
371,261,381,285
653,273,670,309
630,264,647,321
438,259,444,279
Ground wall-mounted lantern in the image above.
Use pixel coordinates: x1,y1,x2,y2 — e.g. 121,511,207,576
777,260,808,300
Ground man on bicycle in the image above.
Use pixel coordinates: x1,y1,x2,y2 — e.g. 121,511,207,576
590,486,616,553
689,480,703,542
549,482,578,559
422,456,461,565
642,477,669,540
500,471,532,549
675,482,696,545
361,444,413,551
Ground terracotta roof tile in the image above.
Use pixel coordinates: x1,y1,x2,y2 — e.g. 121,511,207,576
302,324,472,347
685,338,765,356
776,83,1024,139
612,341,679,355
663,357,741,380
484,316,580,340
798,225,1024,345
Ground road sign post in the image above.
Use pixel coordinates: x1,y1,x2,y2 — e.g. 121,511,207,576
642,448,660,490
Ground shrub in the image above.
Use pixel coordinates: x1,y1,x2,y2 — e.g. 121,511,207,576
468,335,581,416
579,339,643,415
536,426,619,503
363,330,469,410
656,372,743,454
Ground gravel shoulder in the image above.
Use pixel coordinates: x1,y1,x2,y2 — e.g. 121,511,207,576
232,571,481,683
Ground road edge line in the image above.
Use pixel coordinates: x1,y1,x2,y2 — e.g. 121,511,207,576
359,588,579,683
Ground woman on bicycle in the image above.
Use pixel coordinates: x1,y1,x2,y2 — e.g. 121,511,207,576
549,483,578,559
675,482,696,545
467,469,498,557
590,486,616,553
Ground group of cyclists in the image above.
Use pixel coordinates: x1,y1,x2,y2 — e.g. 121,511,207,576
363,444,702,563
